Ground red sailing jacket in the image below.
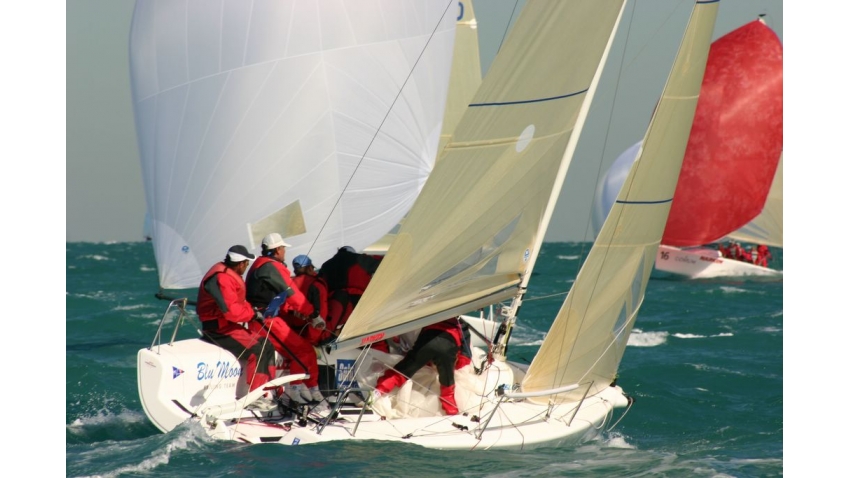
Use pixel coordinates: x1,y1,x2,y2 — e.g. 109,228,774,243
292,273,329,320
246,256,311,316
196,262,255,333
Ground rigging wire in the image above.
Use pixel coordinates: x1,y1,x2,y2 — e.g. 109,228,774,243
495,0,521,55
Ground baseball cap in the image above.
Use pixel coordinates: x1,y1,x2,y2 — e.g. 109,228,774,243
292,254,313,269
226,245,255,262
262,232,293,249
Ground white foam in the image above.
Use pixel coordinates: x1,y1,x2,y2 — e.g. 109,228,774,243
83,254,113,261
627,330,667,347
672,333,706,339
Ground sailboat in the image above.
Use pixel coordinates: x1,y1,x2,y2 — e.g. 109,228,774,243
594,19,783,279
134,0,717,450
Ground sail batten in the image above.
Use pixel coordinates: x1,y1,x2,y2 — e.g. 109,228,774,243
469,89,588,107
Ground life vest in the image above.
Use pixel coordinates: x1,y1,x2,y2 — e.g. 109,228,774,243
246,256,310,315
320,250,381,296
292,273,329,319
196,262,252,332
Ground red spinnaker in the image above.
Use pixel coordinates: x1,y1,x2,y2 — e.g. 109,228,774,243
662,20,782,246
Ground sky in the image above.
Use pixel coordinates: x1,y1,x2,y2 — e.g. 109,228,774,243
66,0,784,243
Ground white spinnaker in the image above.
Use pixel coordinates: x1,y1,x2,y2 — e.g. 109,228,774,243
522,0,719,403
130,0,457,289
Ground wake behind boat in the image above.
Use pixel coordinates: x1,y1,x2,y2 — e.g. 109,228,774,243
132,0,718,450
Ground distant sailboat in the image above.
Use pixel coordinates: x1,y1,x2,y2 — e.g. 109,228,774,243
594,18,783,279
135,0,717,449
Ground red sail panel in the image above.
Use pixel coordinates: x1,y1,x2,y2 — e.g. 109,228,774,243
661,20,783,247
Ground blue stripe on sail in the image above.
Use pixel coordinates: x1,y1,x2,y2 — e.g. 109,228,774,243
615,198,673,205
696,0,720,4
469,88,588,107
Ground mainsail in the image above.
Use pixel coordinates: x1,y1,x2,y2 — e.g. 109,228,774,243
335,0,627,351
129,1,458,289
522,0,719,402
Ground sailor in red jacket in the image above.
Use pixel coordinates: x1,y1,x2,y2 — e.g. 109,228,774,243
370,317,464,415
318,246,382,336
245,233,325,406
286,254,332,346
196,245,276,404
756,244,772,267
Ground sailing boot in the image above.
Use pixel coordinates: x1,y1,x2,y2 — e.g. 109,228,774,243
375,369,407,394
284,383,309,405
308,386,325,403
439,384,459,415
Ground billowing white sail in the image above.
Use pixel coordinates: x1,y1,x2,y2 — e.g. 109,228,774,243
522,0,719,402
335,0,627,351
130,0,458,290
364,0,483,255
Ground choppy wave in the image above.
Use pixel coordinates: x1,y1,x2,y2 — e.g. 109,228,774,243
628,329,668,347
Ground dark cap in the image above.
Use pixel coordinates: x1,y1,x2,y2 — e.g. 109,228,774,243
226,245,255,262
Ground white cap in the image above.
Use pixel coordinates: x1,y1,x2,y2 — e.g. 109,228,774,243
262,232,292,249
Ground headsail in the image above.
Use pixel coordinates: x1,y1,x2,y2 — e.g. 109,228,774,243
335,0,627,351
129,1,457,289
522,0,719,402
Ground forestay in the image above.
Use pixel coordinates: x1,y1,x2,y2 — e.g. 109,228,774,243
522,0,719,403
130,1,457,289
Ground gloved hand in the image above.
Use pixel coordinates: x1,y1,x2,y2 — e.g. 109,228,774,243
264,294,287,318
310,316,326,330
253,308,265,324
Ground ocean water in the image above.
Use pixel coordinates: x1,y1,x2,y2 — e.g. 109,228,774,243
66,242,782,477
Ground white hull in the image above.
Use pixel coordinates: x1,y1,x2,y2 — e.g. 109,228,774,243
138,312,630,450
654,245,781,279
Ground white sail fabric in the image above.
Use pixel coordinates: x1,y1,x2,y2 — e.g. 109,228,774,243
130,0,457,290
591,140,642,237
522,1,719,403
726,152,783,247
336,0,626,351
364,0,483,255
